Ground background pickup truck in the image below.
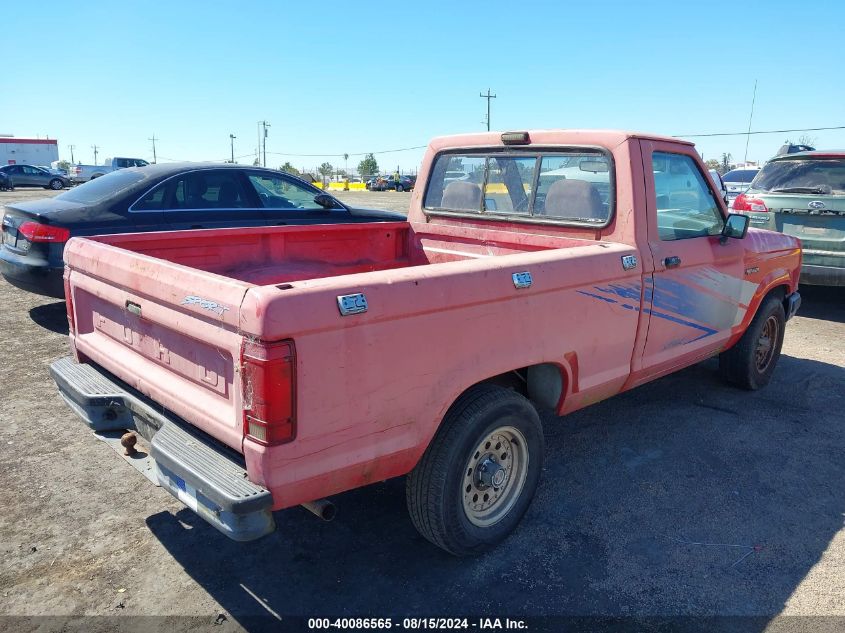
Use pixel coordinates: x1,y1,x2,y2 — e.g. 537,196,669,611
71,157,149,182
52,130,802,555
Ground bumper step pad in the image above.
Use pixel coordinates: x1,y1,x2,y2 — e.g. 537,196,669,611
50,357,275,541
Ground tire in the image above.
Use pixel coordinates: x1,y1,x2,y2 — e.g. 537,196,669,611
49,179,64,190
396,184,404,192
406,384,544,556
719,295,786,390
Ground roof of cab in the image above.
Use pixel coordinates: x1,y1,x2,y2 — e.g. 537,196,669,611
426,129,694,152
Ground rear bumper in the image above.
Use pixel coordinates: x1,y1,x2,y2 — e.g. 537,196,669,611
49,357,275,542
800,263,845,286
0,249,64,298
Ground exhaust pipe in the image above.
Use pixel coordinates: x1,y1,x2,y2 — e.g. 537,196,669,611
301,499,336,522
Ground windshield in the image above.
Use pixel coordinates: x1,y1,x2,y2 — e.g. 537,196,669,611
55,169,148,204
723,169,759,183
752,158,845,195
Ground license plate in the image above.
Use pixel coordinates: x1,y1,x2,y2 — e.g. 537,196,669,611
172,474,199,512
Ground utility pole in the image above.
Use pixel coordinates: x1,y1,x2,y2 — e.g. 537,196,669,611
91,145,99,165
229,134,236,163
479,89,496,131
68,144,75,163
148,135,158,163
258,120,270,167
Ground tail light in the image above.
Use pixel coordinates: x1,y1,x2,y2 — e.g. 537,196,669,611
63,271,75,334
18,221,71,243
242,339,296,445
733,193,769,213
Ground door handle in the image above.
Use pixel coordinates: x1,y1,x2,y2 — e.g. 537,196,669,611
663,256,682,268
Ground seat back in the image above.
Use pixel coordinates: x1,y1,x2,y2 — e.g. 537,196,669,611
543,179,604,220
441,181,481,211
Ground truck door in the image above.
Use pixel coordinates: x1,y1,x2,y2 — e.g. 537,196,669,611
637,141,753,378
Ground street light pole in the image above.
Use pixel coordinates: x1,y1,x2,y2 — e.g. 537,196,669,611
68,144,75,163
91,145,99,164
229,134,236,163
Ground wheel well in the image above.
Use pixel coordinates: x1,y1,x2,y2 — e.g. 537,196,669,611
762,284,789,316
475,362,567,411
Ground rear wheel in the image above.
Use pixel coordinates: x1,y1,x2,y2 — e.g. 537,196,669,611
406,384,544,556
49,178,64,190
719,295,785,390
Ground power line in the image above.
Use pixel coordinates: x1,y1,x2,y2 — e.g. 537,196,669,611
264,145,427,158
675,125,845,138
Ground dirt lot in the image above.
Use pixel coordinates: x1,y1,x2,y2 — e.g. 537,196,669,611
1,188,844,629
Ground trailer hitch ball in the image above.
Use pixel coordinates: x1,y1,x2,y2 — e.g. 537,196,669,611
120,431,138,456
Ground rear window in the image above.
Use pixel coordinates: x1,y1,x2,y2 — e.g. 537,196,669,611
424,150,613,225
723,169,759,183
55,170,148,204
752,158,845,195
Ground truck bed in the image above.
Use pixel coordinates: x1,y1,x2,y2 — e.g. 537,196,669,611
64,221,622,450
92,221,590,286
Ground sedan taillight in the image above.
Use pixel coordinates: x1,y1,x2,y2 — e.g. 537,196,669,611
18,221,71,243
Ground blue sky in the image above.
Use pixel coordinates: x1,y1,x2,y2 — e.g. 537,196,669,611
4,0,844,174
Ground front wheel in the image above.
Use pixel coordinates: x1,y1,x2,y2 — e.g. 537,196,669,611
396,184,404,192
719,295,786,390
49,179,64,190
406,384,544,556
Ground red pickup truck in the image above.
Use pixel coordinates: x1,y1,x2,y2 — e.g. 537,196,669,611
51,130,801,555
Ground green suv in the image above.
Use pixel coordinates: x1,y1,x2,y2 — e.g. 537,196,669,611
734,151,845,286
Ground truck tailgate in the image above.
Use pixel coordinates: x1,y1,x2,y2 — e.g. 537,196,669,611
65,237,251,451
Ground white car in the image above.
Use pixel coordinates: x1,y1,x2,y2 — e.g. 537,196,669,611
722,167,761,207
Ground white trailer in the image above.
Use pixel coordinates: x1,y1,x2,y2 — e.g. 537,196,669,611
0,138,60,166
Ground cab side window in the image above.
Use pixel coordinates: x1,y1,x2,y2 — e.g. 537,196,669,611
652,152,723,241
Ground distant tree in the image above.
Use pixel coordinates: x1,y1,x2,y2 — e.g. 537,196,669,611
721,153,732,173
357,153,379,179
797,134,817,147
704,158,721,171
280,162,300,176
56,160,71,171
253,157,260,166
318,162,334,181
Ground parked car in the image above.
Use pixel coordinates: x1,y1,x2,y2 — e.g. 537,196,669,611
50,129,800,554
709,169,729,205
733,150,845,285
722,167,761,206
0,164,70,190
0,163,404,297
70,157,150,183
369,175,416,191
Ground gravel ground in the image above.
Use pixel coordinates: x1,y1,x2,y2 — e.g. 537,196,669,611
1,187,844,629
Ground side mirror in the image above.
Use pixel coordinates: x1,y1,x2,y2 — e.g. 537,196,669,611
313,193,337,209
722,213,749,241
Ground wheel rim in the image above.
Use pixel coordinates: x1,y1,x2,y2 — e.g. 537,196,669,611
461,425,529,527
51,180,62,189
755,315,779,373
